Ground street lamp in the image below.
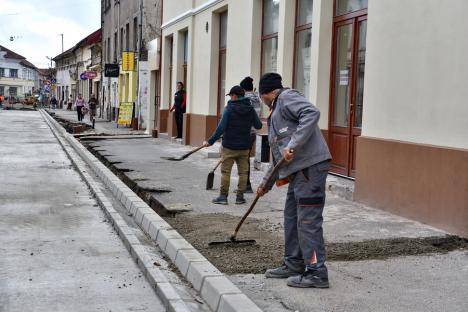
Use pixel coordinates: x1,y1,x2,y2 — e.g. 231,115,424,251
58,34,64,53
45,56,53,68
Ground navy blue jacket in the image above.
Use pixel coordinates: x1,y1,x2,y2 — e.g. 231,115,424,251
208,97,262,150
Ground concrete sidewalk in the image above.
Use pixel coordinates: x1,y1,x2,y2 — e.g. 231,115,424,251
48,109,468,312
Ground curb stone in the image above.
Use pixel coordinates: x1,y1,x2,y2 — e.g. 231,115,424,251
41,110,263,312
40,110,192,312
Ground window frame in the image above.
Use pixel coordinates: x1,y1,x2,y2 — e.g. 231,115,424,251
260,0,279,76
292,0,313,97
10,69,18,78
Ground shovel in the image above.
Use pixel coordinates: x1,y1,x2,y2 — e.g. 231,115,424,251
206,159,223,190
161,145,205,161
208,156,288,247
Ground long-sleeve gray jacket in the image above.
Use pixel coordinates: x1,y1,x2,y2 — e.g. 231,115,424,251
262,89,331,190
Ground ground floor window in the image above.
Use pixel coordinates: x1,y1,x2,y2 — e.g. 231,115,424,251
9,87,17,96
0,86,4,95
294,28,312,100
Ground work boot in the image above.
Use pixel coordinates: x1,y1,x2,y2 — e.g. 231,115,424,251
235,194,246,205
265,263,303,279
212,195,228,205
286,269,329,288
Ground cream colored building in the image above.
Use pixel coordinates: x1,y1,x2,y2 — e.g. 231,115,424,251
155,0,468,237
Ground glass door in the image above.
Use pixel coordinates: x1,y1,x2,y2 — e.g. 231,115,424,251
329,15,367,177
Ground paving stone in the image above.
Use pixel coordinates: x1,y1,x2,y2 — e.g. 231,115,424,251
201,276,242,311
217,294,262,312
135,208,156,225
142,213,166,232
165,238,193,262
147,220,172,240
174,248,206,276
186,261,223,291
156,229,184,250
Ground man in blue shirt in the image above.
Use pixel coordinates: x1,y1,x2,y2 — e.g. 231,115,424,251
204,85,262,205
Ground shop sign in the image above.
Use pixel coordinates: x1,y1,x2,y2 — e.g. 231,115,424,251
104,64,120,77
122,51,135,71
85,71,97,79
117,102,133,126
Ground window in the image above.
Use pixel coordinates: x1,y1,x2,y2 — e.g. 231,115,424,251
0,86,4,95
217,11,228,118
107,37,111,62
167,36,173,105
293,0,313,100
182,30,188,86
133,17,138,52
0,68,4,77
261,0,280,75
9,87,17,96
335,0,367,16
125,23,130,51
10,69,18,78
114,32,118,61
120,27,124,52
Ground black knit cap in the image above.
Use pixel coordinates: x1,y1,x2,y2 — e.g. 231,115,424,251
240,76,254,91
259,72,283,94
226,85,245,97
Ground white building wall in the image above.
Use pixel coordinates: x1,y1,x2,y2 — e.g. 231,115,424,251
363,0,468,149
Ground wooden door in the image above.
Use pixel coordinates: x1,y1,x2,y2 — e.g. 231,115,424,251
329,15,367,177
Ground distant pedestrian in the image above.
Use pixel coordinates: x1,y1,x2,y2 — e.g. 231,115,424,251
256,73,331,288
239,76,262,193
67,95,73,110
88,94,98,128
50,96,57,110
0,95,4,109
75,94,85,121
170,82,186,139
203,85,262,205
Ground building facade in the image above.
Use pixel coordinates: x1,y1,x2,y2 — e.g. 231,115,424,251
54,30,102,110
0,45,40,101
158,0,468,237
101,0,162,128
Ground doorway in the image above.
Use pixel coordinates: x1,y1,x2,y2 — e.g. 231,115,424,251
329,5,367,177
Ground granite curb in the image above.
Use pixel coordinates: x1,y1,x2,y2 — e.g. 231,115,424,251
40,110,192,312
41,110,263,312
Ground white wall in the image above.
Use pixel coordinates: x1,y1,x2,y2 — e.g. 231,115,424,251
363,0,468,149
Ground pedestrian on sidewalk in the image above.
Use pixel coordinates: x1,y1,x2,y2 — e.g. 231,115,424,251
75,94,85,122
170,82,186,139
256,73,332,288
204,85,262,205
50,95,57,110
239,76,262,193
67,95,73,110
88,94,98,128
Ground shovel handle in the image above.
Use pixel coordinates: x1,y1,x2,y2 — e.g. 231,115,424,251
231,156,288,240
212,159,223,172
181,145,205,159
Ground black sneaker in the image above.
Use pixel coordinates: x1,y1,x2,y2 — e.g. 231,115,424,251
265,264,303,279
235,195,246,205
286,269,329,288
212,195,228,205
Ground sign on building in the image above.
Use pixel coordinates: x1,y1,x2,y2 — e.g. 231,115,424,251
117,102,133,126
122,52,135,71
104,64,120,77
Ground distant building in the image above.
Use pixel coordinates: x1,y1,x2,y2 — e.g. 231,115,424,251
53,29,102,110
101,0,162,128
0,45,40,101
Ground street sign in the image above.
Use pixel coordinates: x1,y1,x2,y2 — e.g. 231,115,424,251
117,102,133,126
80,73,87,80
104,64,120,77
85,71,97,79
122,52,135,71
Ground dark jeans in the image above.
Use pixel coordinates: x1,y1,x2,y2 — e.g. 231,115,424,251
246,133,256,188
283,160,330,272
77,106,83,121
175,112,184,138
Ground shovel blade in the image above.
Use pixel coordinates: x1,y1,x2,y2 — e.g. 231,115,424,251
206,172,215,190
208,239,256,247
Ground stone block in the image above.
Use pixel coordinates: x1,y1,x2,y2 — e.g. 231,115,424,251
174,249,206,276
165,238,193,262
201,276,242,312
186,261,223,291
156,229,183,250
217,294,262,312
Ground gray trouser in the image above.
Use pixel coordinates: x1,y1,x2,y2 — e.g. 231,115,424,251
284,160,330,272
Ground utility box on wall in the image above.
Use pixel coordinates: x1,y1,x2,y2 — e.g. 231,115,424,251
254,134,270,170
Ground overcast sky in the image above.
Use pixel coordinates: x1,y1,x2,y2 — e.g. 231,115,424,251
0,0,100,68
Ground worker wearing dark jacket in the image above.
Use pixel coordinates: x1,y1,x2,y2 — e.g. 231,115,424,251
204,85,262,205
257,73,331,288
